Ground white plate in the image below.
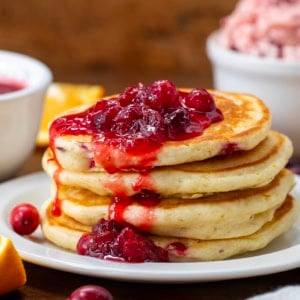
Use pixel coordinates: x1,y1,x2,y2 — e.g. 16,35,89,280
0,172,300,283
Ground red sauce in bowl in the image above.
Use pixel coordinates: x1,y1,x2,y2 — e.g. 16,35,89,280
0,79,26,95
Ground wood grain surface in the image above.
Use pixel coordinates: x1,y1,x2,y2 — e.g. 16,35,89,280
0,0,237,88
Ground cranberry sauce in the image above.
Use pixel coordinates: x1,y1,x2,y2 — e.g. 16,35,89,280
52,166,62,216
0,78,26,94
50,80,223,173
219,142,240,156
102,172,155,197
109,190,161,232
77,218,169,262
167,242,187,257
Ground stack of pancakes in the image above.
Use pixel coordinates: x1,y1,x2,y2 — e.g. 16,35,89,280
41,90,298,261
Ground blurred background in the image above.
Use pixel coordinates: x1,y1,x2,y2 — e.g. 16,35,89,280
0,0,237,94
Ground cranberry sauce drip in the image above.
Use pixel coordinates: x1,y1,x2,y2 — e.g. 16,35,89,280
109,190,161,232
52,167,62,216
77,218,169,262
103,172,155,196
0,78,26,94
49,80,223,173
132,172,154,192
167,242,187,256
219,142,240,156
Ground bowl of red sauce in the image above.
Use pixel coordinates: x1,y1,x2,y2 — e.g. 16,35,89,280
0,50,52,181
206,0,300,157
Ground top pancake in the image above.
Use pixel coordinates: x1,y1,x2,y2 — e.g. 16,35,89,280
51,90,271,171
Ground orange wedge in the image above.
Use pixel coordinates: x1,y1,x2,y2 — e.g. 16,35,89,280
0,235,26,295
37,82,105,147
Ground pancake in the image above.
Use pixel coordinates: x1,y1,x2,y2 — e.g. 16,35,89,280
43,131,292,197
41,195,298,261
154,195,299,261
51,90,271,171
50,169,294,240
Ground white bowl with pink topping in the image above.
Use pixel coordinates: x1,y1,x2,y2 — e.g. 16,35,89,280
0,50,52,181
206,0,300,157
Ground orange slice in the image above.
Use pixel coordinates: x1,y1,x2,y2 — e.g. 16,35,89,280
0,235,26,295
37,82,105,147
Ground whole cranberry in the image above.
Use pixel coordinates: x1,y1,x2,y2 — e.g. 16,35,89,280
150,80,179,108
10,203,40,235
183,89,215,112
68,285,113,300
76,233,94,255
111,104,164,145
119,83,145,106
93,101,122,132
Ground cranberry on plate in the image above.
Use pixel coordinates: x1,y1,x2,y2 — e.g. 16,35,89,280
10,203,40,235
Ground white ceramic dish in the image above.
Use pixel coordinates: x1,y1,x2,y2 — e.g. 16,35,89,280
206,31,300,157
0,172,300,283
0,51,52,181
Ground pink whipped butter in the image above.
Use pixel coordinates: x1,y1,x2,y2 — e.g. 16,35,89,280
218,0,300,60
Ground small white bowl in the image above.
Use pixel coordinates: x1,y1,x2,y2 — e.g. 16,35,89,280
206,31,300,157
0,50,52,181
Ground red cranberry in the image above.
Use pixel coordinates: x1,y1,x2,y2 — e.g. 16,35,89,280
116,227,168,262
164,107,204,140
182,89,215,112
164,107,189,140
68,285,113,300
150,80,179,108
77,218,169,262
120,83,164,111
111,105,164,147
119,83,144,107
93,100,122,132
10,203,40,235
76,233,94,255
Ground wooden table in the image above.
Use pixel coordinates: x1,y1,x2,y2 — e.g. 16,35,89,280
4,146,297,300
